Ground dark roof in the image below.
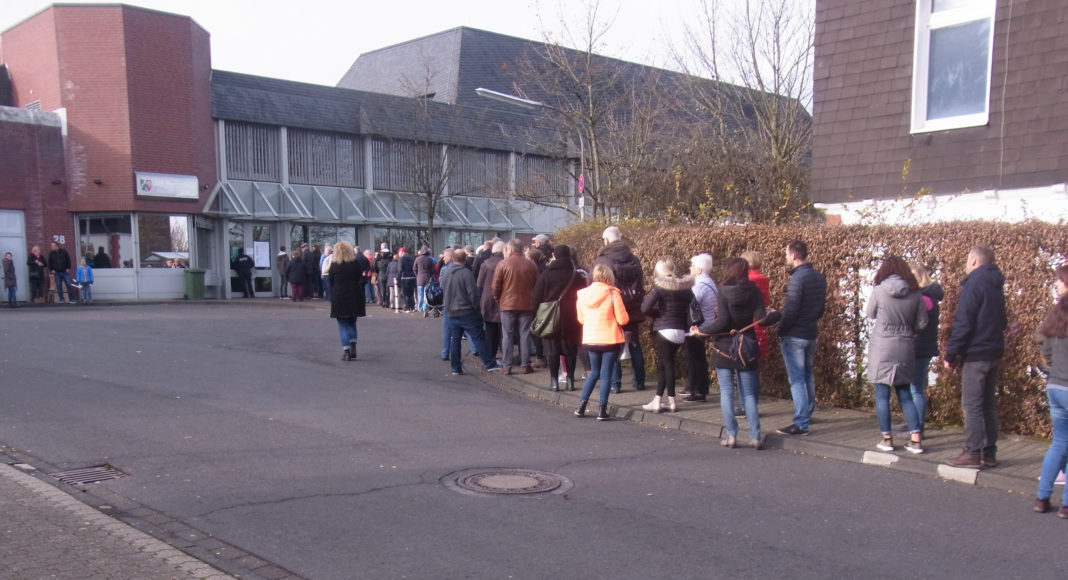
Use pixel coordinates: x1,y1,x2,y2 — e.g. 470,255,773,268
211,69,562,155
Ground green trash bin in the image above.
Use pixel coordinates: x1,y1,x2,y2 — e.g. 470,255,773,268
184,268,206,300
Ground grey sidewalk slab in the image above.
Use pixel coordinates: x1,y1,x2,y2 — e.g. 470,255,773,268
470,357,1049,495
0,459,234,580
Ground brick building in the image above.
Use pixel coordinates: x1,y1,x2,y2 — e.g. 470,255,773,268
811,0,1068,223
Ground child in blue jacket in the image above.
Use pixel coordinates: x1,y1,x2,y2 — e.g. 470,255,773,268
75,258,94,304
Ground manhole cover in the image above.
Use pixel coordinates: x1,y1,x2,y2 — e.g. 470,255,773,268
442,468,572,497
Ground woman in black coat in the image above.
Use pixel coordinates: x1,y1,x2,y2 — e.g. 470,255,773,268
698,257,767,449
286,250,307,302
640,258,695,413
531,245,586,392
328,241,367,361
909,264,943,434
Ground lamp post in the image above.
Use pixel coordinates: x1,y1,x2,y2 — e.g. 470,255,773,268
475,87,587,219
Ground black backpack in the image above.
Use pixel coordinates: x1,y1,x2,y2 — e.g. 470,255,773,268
425,280,443,306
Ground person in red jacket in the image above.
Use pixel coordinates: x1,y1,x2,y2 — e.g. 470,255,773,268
741,251,772,358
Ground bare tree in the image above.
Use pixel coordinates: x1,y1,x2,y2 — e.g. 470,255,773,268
512,0,677,220
672,0,816,223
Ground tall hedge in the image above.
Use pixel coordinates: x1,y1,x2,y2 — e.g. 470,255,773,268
555,220,1068,438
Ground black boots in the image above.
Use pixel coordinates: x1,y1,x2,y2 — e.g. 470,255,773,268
549,377,559,392
565,377,575,392
597,404,610,421
349,339,357,360
574,400,588,417
342,348,351,361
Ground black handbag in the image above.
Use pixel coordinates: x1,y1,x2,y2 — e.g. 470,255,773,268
687,296,705,327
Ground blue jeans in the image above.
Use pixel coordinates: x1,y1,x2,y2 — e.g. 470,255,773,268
1038,387,1068,504
910,356,933,432
717,368,760,440
321,275,331,300
581,348,620,407
7,285,15,304
364,280,376,303
612,326,646,390
500,310,534,369
780,336,817,430
79,281,92,302
53,272,74,302
874,383,920,435
417,284,428,311
336,317,357,347
401,278,416,310
447,312,496,373
441,312,475,358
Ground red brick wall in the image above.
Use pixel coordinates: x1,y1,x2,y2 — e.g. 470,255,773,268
124,8,216,213
812,0,1068,204
0,112,71,248
0,8,62,111
2,5,216,215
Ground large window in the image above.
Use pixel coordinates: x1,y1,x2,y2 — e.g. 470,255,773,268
225,122,281,181
139,214,190,268
78,215,133,269
911,0,997,133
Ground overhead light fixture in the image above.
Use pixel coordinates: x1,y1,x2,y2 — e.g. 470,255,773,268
51,179,63,185
93,179,103,185
474,87,543,109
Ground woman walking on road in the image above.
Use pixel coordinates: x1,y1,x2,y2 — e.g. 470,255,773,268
328,241,367,361
575,263,629,420
1034,265,1068,518
867,256,928,454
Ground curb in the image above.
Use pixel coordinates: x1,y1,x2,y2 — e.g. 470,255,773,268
472,362,1041,496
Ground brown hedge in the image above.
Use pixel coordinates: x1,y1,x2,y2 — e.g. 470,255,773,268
555,220,1068,438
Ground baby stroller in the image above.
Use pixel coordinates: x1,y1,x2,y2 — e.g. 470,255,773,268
424,279,443,318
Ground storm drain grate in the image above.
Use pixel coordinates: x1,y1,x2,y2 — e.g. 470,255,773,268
443,468,572,497
50,465,128,485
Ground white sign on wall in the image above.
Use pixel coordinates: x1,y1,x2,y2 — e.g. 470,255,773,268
135,172,199,199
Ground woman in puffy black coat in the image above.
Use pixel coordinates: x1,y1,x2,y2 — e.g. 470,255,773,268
699,257,767,449
531,245,586,392
640,258,694,413
328,241,367,361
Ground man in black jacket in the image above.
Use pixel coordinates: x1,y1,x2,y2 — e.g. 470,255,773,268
48,241,75,304
231,248,255,298
775,240,827,436
593,226,646,392
943,244,1007,468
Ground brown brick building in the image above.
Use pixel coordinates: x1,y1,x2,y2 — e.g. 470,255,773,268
812,0,1068,222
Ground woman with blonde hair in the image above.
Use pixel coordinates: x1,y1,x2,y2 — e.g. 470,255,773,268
640,257,694,413
328,241,368,361
908,263,943,434
575,263,629,420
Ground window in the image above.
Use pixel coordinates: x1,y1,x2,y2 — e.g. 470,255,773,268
78,215,132,268
138,214,190,268
911,0,997,133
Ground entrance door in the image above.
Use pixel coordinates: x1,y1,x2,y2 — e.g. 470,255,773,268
227,222,274,298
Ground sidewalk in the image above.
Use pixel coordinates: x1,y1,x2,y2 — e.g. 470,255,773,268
0,456,233,579
472,357,1051,494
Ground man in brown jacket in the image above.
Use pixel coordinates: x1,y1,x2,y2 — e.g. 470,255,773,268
492,239,540,374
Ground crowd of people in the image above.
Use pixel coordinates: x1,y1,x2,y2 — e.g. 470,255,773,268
5,229,1066,518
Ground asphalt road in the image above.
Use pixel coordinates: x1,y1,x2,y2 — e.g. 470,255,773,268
0,302,1063,579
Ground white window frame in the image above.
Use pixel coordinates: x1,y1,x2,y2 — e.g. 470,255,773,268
911,0,997,134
